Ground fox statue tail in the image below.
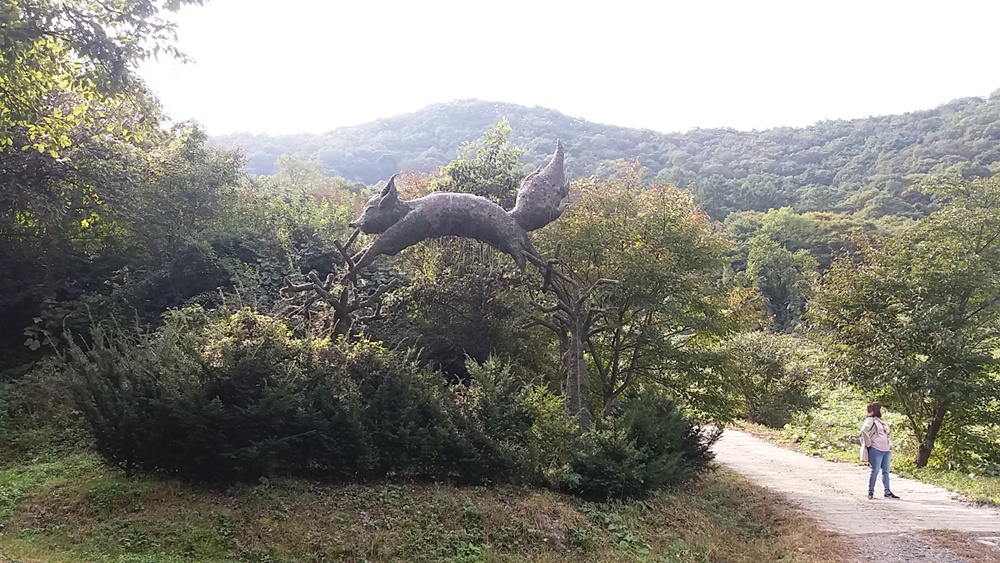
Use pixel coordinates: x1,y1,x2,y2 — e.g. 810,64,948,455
509,141,569,232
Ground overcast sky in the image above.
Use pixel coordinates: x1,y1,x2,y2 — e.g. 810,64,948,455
137,0,1000,136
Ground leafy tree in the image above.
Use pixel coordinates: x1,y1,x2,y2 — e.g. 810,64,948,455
273,153,327,193
725,207,887,330
810,176,1000,467
431,119,524,208
716,332,818,427
534,164,735,416
1,0,202,152
745,235,816,331
1,0,209,366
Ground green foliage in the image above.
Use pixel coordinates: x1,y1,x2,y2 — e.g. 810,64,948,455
717,332,818,428
1,0,203,151
535,164,736,416
745,235,816,331
374,238,541,383
0,116,358,370
519,384,578,478
0,359,90,462
65,308,563,483
724,207,883,331
432,119,525,208
560,393,719,500
932,412,1000,472
216,96,1000,218
810,175,1000,466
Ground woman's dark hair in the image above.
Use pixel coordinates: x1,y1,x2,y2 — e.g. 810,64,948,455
867,402,883,418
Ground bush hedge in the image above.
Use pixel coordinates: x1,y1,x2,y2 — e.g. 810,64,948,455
66,306,717,495
559,394,720,500
66,308,554,482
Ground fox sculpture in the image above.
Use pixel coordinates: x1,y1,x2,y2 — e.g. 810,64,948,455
349,141,569,271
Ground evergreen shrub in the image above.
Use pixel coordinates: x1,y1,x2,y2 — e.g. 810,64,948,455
560,393,720,500
66,307,555,482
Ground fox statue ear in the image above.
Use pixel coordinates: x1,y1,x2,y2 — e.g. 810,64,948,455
379,174,400,207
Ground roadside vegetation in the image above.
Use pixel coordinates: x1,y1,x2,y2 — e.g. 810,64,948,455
0,454,846,563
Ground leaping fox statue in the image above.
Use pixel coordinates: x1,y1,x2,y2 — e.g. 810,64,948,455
349,141,569,271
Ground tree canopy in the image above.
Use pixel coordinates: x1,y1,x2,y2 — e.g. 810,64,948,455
810,176,1000,466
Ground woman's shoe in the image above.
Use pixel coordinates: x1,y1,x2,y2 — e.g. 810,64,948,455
867,491,874,500
884,491,901,499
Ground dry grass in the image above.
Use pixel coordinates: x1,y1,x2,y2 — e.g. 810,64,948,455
925,530,1000,563
0,455,849,562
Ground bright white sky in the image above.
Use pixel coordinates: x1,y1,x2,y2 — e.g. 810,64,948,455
138,0,1000,136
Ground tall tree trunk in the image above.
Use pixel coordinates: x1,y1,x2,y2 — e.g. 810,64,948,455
914,402,947,468
561,304,591,431
602,392,615,416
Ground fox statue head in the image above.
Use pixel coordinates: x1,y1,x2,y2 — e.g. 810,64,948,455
349,175,411,234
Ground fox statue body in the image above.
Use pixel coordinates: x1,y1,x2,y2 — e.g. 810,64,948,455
349,142,568,271
350,186,532,269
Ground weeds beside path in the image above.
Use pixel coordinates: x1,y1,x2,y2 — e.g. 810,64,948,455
0,453,848,562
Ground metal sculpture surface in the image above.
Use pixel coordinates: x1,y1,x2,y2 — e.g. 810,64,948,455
349,142,567,270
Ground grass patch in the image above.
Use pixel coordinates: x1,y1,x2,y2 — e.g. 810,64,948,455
0,455,100,520
891,462,1000,506
0,455,847,562
925,530,1000,562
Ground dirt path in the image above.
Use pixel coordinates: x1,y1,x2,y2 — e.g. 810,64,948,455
713,429,1000,562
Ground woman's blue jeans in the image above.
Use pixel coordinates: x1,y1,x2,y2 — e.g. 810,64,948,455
868,447,891,493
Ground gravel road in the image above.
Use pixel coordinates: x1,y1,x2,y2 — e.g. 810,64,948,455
713,429,1000,562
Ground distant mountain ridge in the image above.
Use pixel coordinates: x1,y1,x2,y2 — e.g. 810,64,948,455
211,95,1000,218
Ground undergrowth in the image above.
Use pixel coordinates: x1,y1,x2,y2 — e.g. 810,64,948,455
0,455,847,562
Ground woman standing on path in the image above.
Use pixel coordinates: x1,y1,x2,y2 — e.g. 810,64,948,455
860,402,901,500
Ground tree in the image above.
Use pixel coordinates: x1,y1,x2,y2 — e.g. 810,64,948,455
273,153,327,193
432,119,524,209
533,164,734,416
0,0,210,366
726,207,878,331
716,332,818,427
1,0,202,152
745,235,816,331
810,176,1000,467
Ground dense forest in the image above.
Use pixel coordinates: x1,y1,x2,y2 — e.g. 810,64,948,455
214,95,1000,218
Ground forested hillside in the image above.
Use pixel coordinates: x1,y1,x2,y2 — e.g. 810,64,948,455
213,95,1000,218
